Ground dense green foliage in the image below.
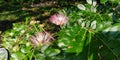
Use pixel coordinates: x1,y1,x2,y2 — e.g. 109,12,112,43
0,0,120,60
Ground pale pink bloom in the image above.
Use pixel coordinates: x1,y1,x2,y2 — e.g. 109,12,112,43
49,14,68,25
30,31,52,47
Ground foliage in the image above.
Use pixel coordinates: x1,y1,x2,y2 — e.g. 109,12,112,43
1,23,61,60
58,0,120,60
0,0,120,60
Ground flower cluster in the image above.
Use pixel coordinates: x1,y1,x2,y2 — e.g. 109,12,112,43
30,31,52,46
30,13,68,47
49,14,68,25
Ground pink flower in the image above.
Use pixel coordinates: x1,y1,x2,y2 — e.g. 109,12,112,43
30,31,53,47
49,14,68,25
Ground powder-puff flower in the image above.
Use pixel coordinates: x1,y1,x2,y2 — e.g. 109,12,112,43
30,31,53,47
49,14,68,25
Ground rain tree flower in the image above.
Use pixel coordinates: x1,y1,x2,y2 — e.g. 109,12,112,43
49,13,68,25
29,31,53,47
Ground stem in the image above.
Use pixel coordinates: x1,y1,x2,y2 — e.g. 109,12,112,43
33,24,39,33
40,25,55,40
88,32,92,60
30,48,35,60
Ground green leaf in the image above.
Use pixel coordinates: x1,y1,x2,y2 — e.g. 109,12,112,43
90,20,97,29
101,0,108,3
45,48,60,57
93,0,97,6
35,53,45,60
11,52,26,60
41,44,50,53
25,17,30,24
86,0,92,5
77,4,86,10
57,25,90,53
95,24,120,60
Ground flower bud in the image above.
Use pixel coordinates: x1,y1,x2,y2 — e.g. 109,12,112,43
49,14,68,25
29,31,52,47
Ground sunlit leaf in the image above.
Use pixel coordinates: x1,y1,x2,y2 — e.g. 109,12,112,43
77,4,86,10
91,6,97,12
90,20,97,29
86,0,92,5
93,0,97,6
45,48,60,57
